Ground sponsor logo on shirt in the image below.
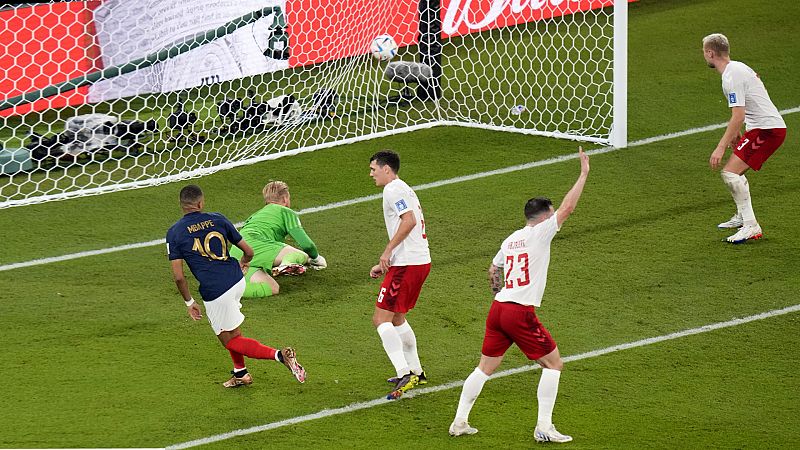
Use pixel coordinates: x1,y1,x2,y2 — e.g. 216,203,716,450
728,93,737,104
395,199,408,212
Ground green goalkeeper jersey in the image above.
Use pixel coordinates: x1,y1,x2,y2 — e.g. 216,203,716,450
238,203,319,258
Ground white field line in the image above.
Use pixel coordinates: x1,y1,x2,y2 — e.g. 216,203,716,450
167,303,800,449
2,105,799,273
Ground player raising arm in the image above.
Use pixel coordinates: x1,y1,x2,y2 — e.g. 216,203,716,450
450,148,589,444
167,185,306,387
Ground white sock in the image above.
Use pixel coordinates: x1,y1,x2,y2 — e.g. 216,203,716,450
537,368,561,428
377,322,410,377
395,321,423,375
722,171,757,226
455,368,490,422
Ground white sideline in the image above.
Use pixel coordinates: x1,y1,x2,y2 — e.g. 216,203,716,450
166,303,800,449
2,105,799,273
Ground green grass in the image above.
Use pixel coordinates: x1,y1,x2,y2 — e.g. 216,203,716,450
1,0,799,448
205,313,800,449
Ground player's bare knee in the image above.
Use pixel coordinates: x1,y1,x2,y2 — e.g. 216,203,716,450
477,355,503,375
373,312,391,328
539,357,563,371
723,155,750,175
477,364,495,376
218,328,241,347
538,347,563,370
372,307,394,328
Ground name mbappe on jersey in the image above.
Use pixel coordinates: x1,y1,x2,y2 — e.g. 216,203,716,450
166,211,244,302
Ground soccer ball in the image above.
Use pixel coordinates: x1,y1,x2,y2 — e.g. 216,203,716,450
370,34,398,61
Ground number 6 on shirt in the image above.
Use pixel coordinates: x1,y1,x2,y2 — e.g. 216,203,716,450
504,253,530,289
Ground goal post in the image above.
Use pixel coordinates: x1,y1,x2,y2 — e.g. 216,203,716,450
0,0,627,209
434,0,626,145
612,0,628,149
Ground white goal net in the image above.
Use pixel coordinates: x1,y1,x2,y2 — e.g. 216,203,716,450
0,0,626,208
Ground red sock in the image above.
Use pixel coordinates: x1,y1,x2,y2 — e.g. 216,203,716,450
225,335,277,360
229,350,245,370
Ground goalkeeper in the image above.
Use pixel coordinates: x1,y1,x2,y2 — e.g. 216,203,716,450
230,181,327,298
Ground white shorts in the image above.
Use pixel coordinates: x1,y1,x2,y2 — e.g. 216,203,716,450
204,278,246,335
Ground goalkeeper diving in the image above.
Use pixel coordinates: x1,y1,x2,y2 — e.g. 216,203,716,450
229,181,327,298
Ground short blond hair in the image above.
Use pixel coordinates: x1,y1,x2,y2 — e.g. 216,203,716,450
263,180,289,204
703,33,729,55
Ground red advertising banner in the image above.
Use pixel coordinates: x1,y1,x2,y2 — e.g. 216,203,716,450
286,0,420,68
0,1,101,117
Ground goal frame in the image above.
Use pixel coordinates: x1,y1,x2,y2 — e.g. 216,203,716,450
0,0,627,209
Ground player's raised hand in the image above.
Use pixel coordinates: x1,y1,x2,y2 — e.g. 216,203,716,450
187,302,202,320
578,146,589,175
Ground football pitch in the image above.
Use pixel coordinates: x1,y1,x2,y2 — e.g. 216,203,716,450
1,0,799,448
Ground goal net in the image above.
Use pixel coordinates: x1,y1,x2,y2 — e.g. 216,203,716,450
0,0,626,208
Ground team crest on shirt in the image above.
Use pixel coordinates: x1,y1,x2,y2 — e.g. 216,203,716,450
395,199,408,212
729,93,737,104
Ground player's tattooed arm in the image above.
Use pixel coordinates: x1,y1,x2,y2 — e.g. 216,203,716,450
488,264,503,294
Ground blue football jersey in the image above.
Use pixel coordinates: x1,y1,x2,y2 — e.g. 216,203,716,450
166,211,244,302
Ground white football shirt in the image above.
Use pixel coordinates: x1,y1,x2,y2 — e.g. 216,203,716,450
492,214,560,307
722,61,786,131
382,178,431,266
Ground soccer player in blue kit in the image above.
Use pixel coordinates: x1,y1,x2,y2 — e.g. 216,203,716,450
166,185,306,387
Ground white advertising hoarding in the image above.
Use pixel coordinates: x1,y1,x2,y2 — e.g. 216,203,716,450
88,0,288,102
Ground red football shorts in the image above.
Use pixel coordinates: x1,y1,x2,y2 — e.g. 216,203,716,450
481,300,556,360
733,128,786,171
375,263,431,313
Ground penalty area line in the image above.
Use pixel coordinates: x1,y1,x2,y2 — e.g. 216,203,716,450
2,104,799,273
166,303,800,449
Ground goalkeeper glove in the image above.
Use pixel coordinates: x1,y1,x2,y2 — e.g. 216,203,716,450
308,255,327,270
